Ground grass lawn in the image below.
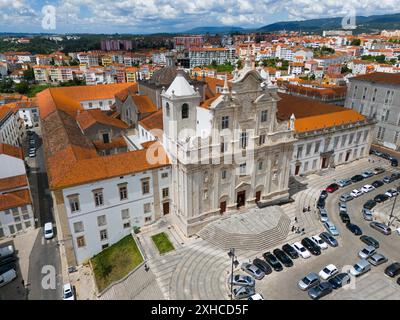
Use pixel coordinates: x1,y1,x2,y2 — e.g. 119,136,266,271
151,232,175,254
91,235,143,292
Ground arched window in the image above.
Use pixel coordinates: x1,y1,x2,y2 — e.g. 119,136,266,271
166,103,170,117
182,103,189,119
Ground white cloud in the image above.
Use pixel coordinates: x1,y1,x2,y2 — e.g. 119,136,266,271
0,0,398,33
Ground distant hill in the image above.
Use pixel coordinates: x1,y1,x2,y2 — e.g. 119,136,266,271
182,26,245,34
258,12,400,34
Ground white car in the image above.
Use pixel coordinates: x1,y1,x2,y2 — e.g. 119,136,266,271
361,184,375,193
0,245,14,259
248,293,264,300
62,283,75,300
44,222,54,239
385,189,398,198
0,269,17,288
292,242,311,259
310,235,328,250
350,189,363,198
318,264,339,280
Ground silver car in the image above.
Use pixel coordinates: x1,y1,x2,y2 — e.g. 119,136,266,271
340,193,353,202
298,272,320,290
350,259,371,277
233,286,256,300
368,253,388,266
370,222,392,235
323,221,339,236
319,208,329,222
241,263,265,280
362,208,373,221
228,274,255,287
358,246,376,259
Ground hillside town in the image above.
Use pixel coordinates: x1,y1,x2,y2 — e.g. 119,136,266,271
1,26,400,303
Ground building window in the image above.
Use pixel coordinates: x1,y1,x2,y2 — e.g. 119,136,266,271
123,221,131,229
182,103,189,119
161,172,168,178
93,190,104,207
240,132,248,149
77,236,86,248
312,159,317,169
25,221,31,229
166,103,170,117
89,102,93,108
68,195,80,213
145,216,152,223
296,145,303,159
162,188,169,198
349,133,355,145
221,116,229,129
73,221,84,233
221,170,227,180
141,179,150,194
97,215,107,227
314,141,321,154
102,133,110,144
239,163,246,175
100,229,108,241
220,141,227,153
259,134,266,145
306,143,312,156
119,185,128,200
102,244,109,250
261,110,268,122
341,135,347,148
258,161,263,171
144,203,151,213
121,209,130,220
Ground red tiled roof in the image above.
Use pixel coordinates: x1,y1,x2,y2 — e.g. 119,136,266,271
0,189,31,211
0,175,28,192
0,144,23,159
76,109,129,130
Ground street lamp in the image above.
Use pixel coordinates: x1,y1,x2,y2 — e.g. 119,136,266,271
388,192,398,227
227,248,239,300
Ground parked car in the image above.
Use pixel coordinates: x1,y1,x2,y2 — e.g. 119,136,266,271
28,150,36,158
385,188,398,198
340,193,353,202
310,235,328,250
228,274,255,287
358,246,376,259
337,179,352,187
292,242,311,259
282,244,299,259
319,190,328,199
248,293,264,300
328,273,351,289
384,262,400,278
360,235,379,249
0,245,14,259
241,263,265,280
350,259,371,277
317,197,326,209
373,167,385,175
370,222,392,235
319,264,339,280
301,237,321,256
273,249,293,267
262,252,283,271
391,172,400,180
361,171,374,178
326,183,339,193
374,194,389,203
391,159,398,167
351,175,364,182
62,283,76,300
233,286,256,300
362,208,373,221
319,232,338,247
361,184,375,193
298,272,320,290
383,176,394,184
323,221,339,236
363,200,377,210
308,282,333,300
44,222,54,239
0,269,17,288
319,208,329,222
338,202,347,212
0,262,17,275
346,222,363,235
252,258,272,275
350,189,363,198
0,255,17,267
340,212,351,223
368,253,388,266
372,180,384,188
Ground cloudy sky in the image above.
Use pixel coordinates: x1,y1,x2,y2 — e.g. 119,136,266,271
0,0,398,34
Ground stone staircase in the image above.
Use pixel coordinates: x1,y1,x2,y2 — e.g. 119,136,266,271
197,213,291,251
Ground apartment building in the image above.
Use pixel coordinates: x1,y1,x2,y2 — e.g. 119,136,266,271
189,48,233,68
0,106,20,147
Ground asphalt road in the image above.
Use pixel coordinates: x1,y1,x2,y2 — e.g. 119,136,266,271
257,164,400,300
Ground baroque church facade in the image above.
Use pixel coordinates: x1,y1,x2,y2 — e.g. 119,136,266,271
160,57,297,236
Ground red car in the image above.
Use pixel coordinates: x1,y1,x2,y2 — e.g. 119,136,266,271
325,183,339,193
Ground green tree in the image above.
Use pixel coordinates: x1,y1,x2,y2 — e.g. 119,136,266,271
23,68,35,81
69,59,79,66
350,39,361,46
15,81,29,94
237,59,243,70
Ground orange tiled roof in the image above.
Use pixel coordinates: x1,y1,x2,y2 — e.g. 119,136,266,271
0,174,28,192
201,95,220,109
0,189,31,211
131,95,157,114
0,143,23,159
76,109,129,130
139,109,163,131
0,106,13,121
92,137,127,151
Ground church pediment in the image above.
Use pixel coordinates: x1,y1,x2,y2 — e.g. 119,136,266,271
235,181,251,190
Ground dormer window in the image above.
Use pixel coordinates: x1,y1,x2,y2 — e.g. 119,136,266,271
102,133,110,144
182,103,189,119
166,102,170,117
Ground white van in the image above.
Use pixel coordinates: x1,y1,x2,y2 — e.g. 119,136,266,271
44,222,54,239
0,269,17,288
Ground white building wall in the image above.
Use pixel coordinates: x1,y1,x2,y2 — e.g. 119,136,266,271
80,99,115,111
0,205,34,238
0,113,20,147
0,155,25,179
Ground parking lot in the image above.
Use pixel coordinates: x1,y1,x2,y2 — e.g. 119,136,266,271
235,157,400,300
